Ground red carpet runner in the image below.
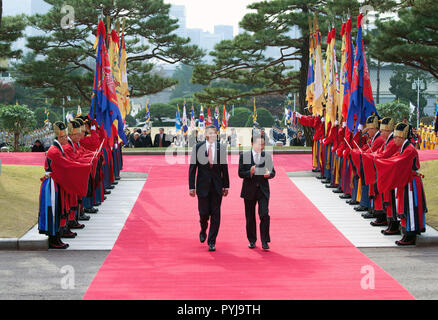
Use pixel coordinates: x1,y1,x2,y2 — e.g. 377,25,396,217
83,159,414,300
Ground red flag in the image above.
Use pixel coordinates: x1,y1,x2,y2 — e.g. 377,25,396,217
206,107,212,126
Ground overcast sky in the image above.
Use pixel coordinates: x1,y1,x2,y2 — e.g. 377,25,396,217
164,0,260,35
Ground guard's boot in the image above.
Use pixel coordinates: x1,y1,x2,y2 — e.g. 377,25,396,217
370,211,388,226
395,234,416,246
382,220,401,235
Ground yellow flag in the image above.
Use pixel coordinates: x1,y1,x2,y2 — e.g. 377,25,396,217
119,22,131,118
326,27,338,130
312,14,325,116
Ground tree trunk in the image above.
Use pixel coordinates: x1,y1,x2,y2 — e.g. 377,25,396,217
14,131,19,152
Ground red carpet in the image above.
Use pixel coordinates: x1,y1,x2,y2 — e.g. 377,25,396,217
83,161,414,300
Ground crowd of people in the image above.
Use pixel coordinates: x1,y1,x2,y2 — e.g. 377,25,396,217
38,115,123,249
0,127,54,151
124,127,240,148
296,108,428,246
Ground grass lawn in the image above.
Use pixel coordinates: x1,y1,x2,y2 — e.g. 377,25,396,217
0,165,43,238
420,160,438,230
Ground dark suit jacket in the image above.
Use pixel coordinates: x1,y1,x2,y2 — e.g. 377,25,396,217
154,133,171,147
140,134,153,147
189,141,230,197
238,150,275,200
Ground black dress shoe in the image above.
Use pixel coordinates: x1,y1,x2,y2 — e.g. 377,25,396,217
354,205,368,212
112,182,118,185
104,190,111,195
199,232,207,243
262,242,270,250
107,185,115,189
208,244,216,251
104,196,107,200
321,179,330,184
248,242,256,249
347,200,359,205
78,214,90,221
84,207,98,214
333,189,343,193
361,211,376,219
70,222,85,229
312,169,320,173
316,176,325,180
339,194,352,199
61,231,76,238
325,184,338,189
115,177,121,180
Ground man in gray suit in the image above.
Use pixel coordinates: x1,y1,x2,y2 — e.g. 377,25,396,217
238,134,275,250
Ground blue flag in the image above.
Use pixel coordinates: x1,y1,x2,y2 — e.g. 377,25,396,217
346,14,378,133
90,21,127,144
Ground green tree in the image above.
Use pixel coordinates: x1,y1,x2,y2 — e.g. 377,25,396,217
191,0,396,141
33,107,60,128
245,107,274,127
0,14,26,69
0,104,36,151
14,0,204,108
170,64,206,100
135,102,176,125
124,114,137,127
370,0,438,80
376,100,410,124
388,65,430,123
228,107,251,127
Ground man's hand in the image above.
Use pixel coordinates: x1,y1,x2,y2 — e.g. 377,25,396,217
264,168,270,178
189,189,196,197
250,165,256,176
222,188,229,197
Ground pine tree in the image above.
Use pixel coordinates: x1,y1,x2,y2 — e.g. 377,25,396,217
14,0,204,109
370,0,438,80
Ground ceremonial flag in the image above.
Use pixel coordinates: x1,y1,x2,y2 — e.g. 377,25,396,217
190,105,196,132
206,107,212,126
326,27,338,129
77,105,82,117
175,105,181,134
313,15,325,116
145,99,151,124
119,25,131,119
287,100,292,124
306,18,315,108
341,18,354,122
284,108,288,126
252,98,257,123
108,29,124,119
338,22,347,122
90,21,127,144
221,105,227,130
182,103,188,135
214,106,220,131
199,105,205,132
323,27,333,99
346,14,378,133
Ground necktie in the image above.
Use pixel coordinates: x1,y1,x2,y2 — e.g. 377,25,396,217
159,134,163,147
208,143,213,168
254,153,259,165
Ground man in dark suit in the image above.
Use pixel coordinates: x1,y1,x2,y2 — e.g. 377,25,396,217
154,128,171,147
238,134,275,250
140,129,153,147
189,125,230,251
